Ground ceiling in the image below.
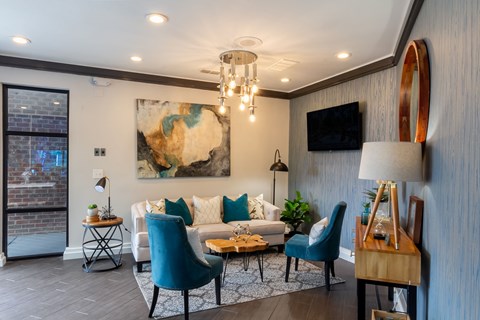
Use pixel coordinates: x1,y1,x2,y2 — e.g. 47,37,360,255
0,0,414,94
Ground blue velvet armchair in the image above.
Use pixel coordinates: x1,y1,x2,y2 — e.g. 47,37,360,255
145,213,223,319
285,201,347,290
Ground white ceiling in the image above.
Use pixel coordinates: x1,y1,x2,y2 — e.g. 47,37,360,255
0,0,413,93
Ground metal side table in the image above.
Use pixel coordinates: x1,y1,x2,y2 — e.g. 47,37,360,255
82,217,123,272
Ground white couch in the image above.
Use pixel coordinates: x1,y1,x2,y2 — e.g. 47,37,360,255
131,197,286,272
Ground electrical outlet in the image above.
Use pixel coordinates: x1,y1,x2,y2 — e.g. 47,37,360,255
100,148,106,156
94,148,100,156
93,169,104,179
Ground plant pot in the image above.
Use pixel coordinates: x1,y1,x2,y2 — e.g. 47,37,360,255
87,208,98,216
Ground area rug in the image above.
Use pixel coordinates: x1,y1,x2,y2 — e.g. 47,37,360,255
133,252,345,319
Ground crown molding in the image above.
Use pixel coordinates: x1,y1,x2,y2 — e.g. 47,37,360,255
0,0,422,101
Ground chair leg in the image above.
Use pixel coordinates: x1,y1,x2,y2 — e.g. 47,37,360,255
215,275,221,305
277,244,285,253
294,257,299,271
183,290,189,320
137,262,143,273
285,256,292,282
331,260,336,277
148,285,159,318
324,261,331,291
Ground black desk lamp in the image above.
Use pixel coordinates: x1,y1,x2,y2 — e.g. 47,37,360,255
95,176,116,219
269,149,288,205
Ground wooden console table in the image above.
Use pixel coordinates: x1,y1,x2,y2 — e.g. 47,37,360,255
355,217,420,320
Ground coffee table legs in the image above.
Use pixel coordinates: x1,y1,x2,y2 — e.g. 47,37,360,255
221,251,265,284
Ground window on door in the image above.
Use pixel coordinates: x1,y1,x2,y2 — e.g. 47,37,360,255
3,85,69,259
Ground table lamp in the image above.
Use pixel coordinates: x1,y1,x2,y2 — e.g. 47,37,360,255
358,142,422,249
95,176,116,219
269,149,288,205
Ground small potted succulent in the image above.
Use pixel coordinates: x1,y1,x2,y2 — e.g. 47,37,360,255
87,204,98,217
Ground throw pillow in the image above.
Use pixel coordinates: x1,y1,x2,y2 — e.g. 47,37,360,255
309,217,329,245
192,196,222,225
145,199,165,214
247,194,265,219
223,194,250,223
185,227,208,264
165,198,193,226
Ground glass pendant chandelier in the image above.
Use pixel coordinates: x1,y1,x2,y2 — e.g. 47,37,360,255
218,50,259,122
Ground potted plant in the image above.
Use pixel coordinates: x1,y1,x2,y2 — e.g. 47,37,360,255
280,191,312,234
87,203,98,217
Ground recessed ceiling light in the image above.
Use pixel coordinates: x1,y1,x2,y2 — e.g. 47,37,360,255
281,78,290,83
146,13,168,24
12,36,31,45
131,56,143,62
336,52,352,60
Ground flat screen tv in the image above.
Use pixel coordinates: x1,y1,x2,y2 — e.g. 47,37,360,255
307,102,362,151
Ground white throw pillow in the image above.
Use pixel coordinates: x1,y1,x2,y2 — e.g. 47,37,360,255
309,217,329,245
247,194,265,220
146,199,165,214
185,227,208,264
192,196,222,225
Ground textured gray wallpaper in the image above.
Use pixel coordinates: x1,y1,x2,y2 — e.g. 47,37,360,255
289,0,480,318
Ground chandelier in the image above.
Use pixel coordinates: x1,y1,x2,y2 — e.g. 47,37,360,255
218,50,259,122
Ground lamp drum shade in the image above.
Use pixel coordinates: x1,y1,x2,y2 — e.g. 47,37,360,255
358,142,422,182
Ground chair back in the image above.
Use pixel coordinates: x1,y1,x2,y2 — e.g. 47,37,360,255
145,213,212,290
307,201,347,261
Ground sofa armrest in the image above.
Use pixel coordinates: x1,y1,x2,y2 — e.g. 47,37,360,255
131,201,147,234
263,201,281,221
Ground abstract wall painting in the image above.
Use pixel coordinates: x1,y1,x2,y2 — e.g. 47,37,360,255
136,99,230,178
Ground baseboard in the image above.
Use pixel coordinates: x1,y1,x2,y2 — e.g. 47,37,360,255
339,246,355,264
63,242,132,260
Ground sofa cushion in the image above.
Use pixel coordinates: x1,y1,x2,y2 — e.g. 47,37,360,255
223,194,250,223
195,223,235,243
227,219,285,235
248,194,265,219
193,196,222,225
165,198,193,226
146,199,165,214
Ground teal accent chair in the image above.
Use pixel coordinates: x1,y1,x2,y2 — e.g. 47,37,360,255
146,213,223,319
284,201,347,291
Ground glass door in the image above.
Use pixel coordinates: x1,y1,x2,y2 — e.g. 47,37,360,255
3,85,69,259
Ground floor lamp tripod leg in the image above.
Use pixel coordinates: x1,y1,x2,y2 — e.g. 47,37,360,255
363,183,386,241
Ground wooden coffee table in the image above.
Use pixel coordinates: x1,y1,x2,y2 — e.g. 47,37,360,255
205,234,269,284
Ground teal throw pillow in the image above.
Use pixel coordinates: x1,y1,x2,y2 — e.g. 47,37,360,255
165,198,193,226
223,194,250,223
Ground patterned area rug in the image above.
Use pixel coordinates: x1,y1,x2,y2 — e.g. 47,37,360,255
133,252,345,319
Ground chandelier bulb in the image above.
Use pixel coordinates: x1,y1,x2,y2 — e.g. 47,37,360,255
242,94,250,103
227,88,234,97
249,113,256,122
228,79,236,89
251,83,258,94
239,102,246,111
219,105,226,114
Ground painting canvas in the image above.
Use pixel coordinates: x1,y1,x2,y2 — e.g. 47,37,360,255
136,99,230,178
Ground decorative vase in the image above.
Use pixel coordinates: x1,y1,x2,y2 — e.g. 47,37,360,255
361,210,369,225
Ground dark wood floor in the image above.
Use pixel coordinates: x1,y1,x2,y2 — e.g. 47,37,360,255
0,254,390,320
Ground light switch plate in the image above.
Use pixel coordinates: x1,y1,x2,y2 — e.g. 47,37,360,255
93,169,104,179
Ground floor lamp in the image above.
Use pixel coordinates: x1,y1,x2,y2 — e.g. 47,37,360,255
269,149,288,206
358,142,422,250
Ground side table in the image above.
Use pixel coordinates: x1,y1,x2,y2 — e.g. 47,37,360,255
82,217,123,272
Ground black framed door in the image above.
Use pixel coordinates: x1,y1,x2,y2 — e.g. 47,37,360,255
2,85,69,259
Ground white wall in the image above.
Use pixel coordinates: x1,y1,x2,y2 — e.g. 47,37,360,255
0,66,290,256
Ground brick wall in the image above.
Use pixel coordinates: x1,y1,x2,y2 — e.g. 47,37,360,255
6,88,68,236
8,211,67,236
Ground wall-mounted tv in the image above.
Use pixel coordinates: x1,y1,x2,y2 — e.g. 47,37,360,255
307,101,362,151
